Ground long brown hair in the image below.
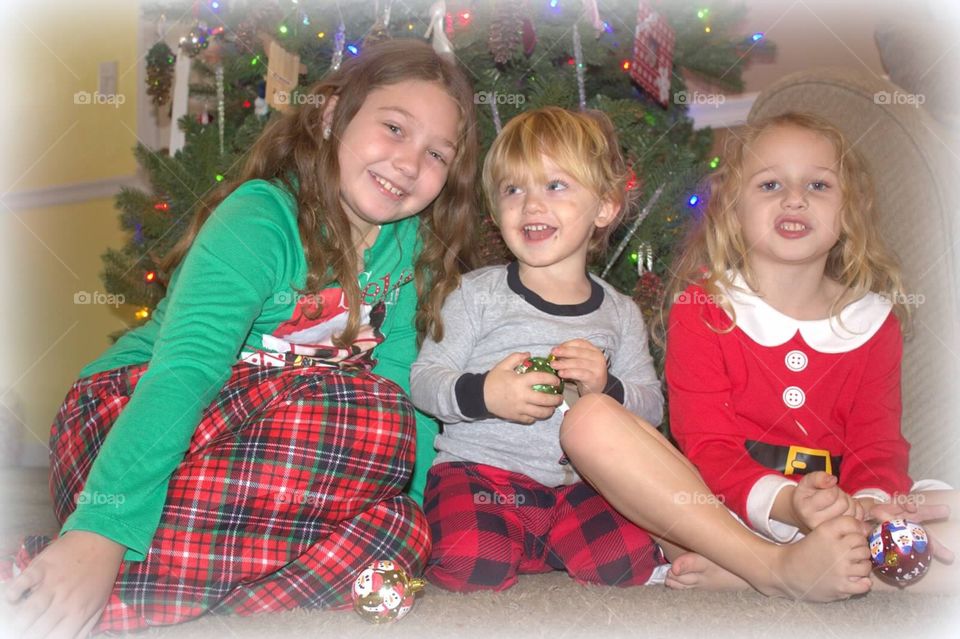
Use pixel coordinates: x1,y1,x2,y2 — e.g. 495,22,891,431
657,112,908,342
163,39,479,345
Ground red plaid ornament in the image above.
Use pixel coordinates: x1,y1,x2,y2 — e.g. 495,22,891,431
630,2,675,107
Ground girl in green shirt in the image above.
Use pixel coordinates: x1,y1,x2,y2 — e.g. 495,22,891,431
5,39,478,637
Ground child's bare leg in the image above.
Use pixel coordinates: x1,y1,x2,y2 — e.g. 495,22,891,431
560,395,872,602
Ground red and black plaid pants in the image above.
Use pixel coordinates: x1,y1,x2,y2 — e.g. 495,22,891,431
15,361,430,633
423,462,664,592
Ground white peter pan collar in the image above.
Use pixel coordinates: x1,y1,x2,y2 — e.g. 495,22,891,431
718,273,893,353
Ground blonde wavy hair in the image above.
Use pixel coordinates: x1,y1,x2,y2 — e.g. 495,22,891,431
481,106,636,256
658,112,909,340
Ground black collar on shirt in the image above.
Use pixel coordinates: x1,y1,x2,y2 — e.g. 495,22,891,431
506,260,604,317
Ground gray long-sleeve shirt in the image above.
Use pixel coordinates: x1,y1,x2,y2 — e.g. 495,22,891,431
411,262,664,487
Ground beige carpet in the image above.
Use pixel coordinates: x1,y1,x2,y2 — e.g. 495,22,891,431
2,468,957,639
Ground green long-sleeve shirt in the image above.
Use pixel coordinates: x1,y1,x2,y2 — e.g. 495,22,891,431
65,179,437,560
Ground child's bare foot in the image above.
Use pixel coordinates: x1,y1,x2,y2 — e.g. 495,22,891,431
761,516,872,602
665,552,750,591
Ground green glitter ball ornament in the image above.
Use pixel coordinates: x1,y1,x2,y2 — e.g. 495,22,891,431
514,355,564,394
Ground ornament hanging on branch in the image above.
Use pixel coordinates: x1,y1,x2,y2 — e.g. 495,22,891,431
331,21,346,71
633,270,664,323
602,184,665,278
216,64,225,154
199,39,226,155
179,21,212,58
145,42,176,107
234,3,284,55
572,24,586,111
488,0,522,65
637,241,655,273
424,1,454,57
489,96,503,134
261,33,306,112
521,16,536,56
630,2,675,107
364,0,394,48
581,0,604,36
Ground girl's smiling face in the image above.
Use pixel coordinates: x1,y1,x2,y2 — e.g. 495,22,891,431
332,79,460,237
736,124,844,270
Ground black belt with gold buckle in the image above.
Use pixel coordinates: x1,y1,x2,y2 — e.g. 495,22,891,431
745,440,842,476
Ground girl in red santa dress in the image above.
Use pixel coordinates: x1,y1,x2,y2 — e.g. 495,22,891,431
560,112,958,598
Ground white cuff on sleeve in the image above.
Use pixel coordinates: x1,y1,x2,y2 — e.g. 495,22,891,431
746,474,800,543
912,479,953,492
852,488,892,504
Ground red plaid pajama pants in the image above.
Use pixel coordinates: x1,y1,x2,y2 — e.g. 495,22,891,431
423,462,664,592
11,361,430,633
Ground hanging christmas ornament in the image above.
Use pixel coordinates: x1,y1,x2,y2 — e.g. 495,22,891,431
179,21,212,58
145,42,176,107
634,241,655,273
265,37,303,111
254,96,268,116
602,184,665,278
231,0,282,54
515,356,564,395
630,2,675,107
424,1,454,57
572,24,586,111
331,21,346,71
352,560,425,624
581,0,604,35
869,519,933,586
364,0,394,47
489,97,503,134
216,63,225,155
633,269,665,322
521,17,537,56
488,0,522,65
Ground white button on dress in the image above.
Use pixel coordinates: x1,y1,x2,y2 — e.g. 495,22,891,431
783,386,806,408
785,350,808,372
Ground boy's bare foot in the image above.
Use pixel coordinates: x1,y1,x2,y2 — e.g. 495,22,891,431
760,516,873,602
665,552,751,591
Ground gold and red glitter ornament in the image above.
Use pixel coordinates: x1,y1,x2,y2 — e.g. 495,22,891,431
869,519,933,586
514,355,564,395
352,560,425,623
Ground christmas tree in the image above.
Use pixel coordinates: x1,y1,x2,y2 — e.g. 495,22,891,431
105,0,771,358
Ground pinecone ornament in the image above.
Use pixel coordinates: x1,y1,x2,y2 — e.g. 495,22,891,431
145,42,176,107
488,0,522,65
